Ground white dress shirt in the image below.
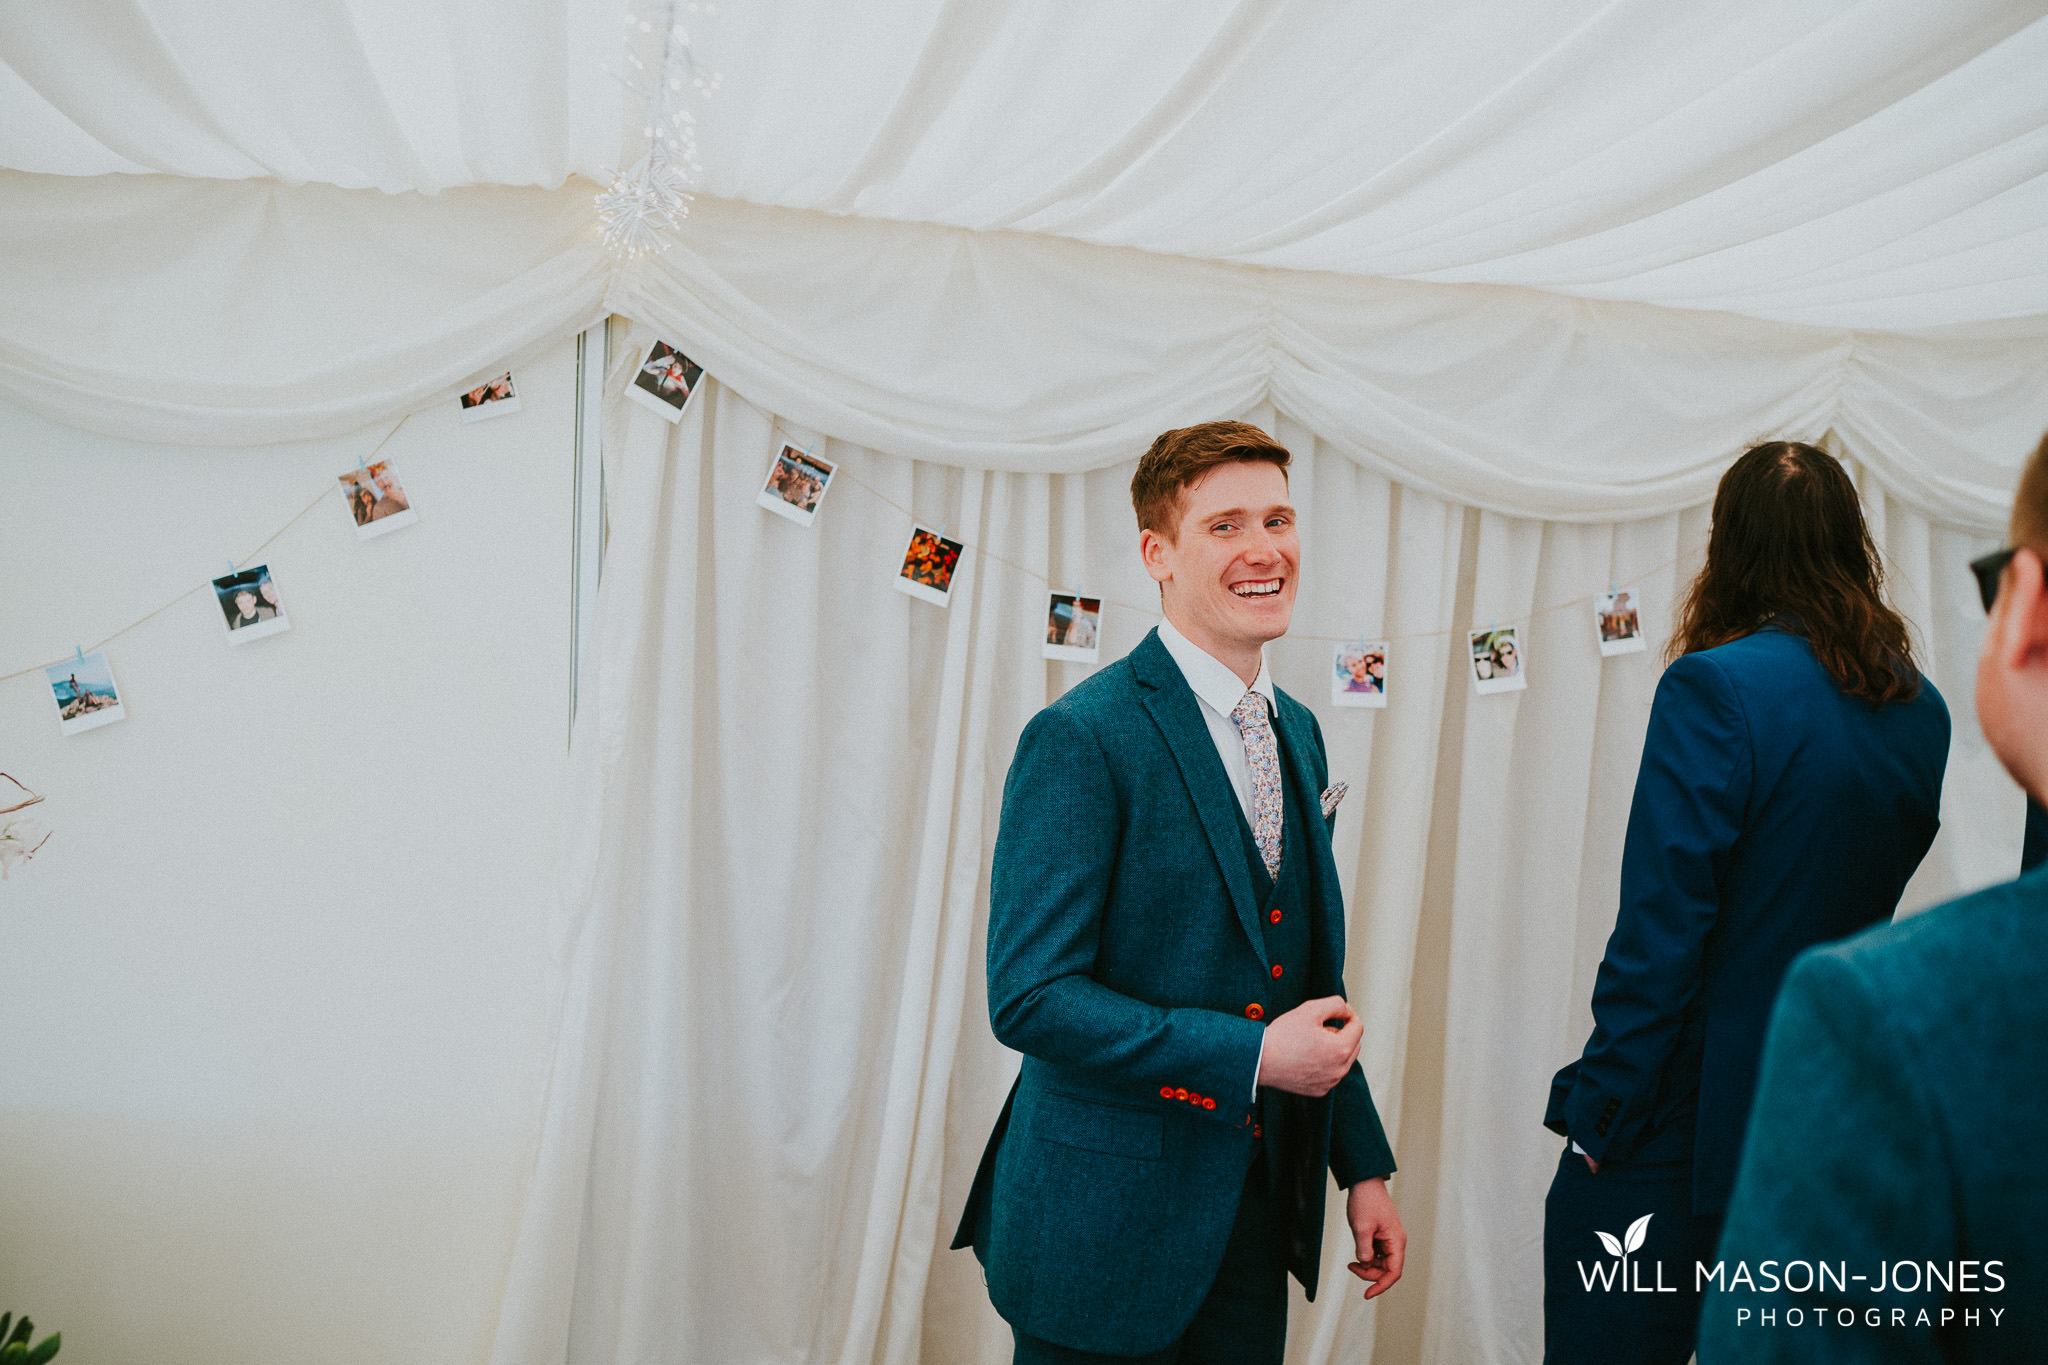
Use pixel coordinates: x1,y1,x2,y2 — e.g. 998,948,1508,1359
1156,617,1277,1097
1156,617,1276,825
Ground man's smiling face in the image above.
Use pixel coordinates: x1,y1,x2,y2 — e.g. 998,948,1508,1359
1141,459,1299,672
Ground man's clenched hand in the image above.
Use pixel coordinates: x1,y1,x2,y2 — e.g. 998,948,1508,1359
1253,996,1361,1096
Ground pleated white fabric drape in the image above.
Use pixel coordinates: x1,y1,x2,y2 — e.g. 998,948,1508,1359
490,345,2014,1365
4,174,2042,533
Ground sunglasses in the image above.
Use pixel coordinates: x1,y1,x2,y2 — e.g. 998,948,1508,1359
1971,547,2019,614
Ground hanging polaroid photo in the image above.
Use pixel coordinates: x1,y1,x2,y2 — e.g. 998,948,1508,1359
895,525,966,607
756,443,838,527
1045,592,1103,663
337,459,417,540
1596,586,1647,657
1469,625,1526,694
213,565,292,645
626,340,704,423
45,651,126,736
1331,639,1388,709
458,371,520,423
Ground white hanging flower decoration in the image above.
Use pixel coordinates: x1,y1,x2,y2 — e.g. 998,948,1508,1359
596,0,719,258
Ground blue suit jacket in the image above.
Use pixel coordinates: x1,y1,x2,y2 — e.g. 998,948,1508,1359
1547,628,1949,1214
1700,869,2048,1362
951,628,1395,1356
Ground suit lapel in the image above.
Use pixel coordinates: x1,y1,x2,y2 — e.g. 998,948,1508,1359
1132,632,1266,965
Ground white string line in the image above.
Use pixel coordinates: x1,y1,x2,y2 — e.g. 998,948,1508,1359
811,446,1684,646
0,416,410,685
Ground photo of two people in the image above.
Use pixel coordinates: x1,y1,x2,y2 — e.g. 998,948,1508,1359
1332,640,1388,708
1469,625,1525,694
458,371,520,423
338,460,417,539
212,566,292,645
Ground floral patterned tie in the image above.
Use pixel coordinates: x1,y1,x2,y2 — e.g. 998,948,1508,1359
1231,691,1284,878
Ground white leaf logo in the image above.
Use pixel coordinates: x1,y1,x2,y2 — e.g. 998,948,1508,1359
1624,1214,1652,1254
1594,1230,1623,1258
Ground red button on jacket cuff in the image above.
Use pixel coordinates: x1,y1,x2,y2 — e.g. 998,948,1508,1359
1160,1086,1174,1099
1245,1003,1264,1020
1202,1097,1216,1110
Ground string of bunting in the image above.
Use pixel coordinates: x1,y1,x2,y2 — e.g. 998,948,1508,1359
821,446,1682,647
635,337,1673,698
0,415,413,689
786,443,1669,700
8,345,1671,739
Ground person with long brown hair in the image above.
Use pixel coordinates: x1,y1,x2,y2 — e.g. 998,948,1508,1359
1700,431,2048,1362
1540,441,1952,1365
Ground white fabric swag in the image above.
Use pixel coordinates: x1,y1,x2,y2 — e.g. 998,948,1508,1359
487,351,2017,1365
2,176,2044,530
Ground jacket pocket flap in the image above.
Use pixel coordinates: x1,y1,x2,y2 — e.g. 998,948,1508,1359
1033,1092,1163,1160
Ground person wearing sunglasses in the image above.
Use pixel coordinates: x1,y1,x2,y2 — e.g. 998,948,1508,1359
1701,432,2048,1362
1978,550,2048,875
1543,441,1951,1365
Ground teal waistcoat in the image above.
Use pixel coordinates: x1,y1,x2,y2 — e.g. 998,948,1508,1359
1237,720,1323,1260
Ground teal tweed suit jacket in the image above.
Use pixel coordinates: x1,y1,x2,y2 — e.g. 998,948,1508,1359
1698,868,2048,1362
951,629,1396,1356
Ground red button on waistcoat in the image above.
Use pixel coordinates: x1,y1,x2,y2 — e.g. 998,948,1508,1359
1202,1097,1216,1110
1269,909,1282,923
1160,1086,1174,1099
1253,1124,1263,1138
1244,1003,1264,1020
1271,963,1283,979
1175,1087,1188,1101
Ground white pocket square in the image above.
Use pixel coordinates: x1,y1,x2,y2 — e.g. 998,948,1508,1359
1320,782,1349,819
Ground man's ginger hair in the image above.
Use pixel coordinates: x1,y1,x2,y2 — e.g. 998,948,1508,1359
2012,431,2048,554
1130,421,1291,540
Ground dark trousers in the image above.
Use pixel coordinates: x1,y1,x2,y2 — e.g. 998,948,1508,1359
1543,1146,1723,1365
1012,1159,1288,1365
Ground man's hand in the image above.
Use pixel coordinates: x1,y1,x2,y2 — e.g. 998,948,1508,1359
1253,996,1361,1096
1345,1177,1405,1300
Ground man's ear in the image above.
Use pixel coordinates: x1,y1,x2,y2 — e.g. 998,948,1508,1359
2002,549,2048,671
1139,527,1172,586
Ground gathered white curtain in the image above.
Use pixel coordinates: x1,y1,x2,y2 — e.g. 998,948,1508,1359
487,327,2016,1365
3,173,2043,530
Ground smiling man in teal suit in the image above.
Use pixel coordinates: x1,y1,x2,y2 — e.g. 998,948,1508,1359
951,421,1404,1363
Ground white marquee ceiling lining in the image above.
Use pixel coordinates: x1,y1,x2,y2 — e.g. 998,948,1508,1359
3,1,2046,328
